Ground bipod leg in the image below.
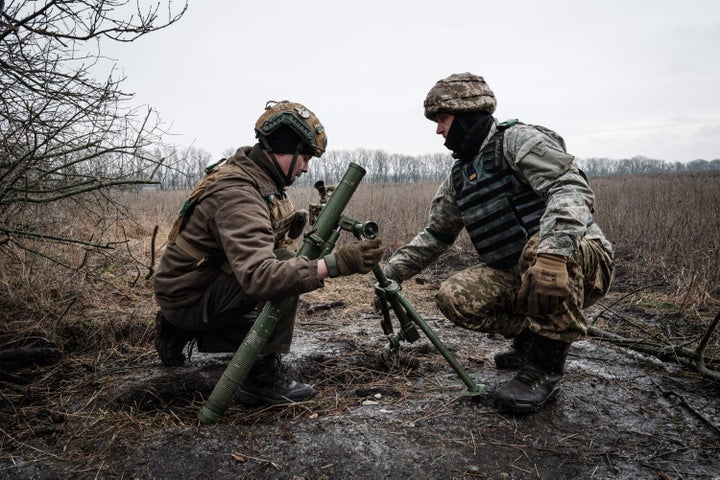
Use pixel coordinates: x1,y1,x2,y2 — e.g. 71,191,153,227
372,266,486,397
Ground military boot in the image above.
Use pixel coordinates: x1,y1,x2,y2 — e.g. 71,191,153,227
154,311,193,367
493,333,570,414
494,329,533,370
235,353,316,405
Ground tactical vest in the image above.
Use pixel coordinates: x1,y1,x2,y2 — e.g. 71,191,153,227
451,122,546,267
168,159,296,272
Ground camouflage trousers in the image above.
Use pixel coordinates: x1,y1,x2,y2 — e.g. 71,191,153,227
435,234,614,343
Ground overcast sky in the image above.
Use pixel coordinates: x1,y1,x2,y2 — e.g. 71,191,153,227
102,0,720,163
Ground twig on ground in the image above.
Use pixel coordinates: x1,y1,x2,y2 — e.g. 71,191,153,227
658,387,720,437
306,300,345,314
694,310,720,375
0,347,62,363
589,283,665,326
588,325,719,382
231,451,282,470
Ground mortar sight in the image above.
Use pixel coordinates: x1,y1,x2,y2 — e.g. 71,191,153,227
355,221,379,239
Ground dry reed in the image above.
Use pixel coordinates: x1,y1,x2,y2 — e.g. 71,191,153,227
0,172,718,352
591,171,720,309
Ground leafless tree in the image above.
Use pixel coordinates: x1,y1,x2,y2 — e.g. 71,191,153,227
0,0,187,257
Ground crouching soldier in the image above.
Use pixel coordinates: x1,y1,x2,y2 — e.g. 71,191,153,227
153,100,384,405
382,74,614,413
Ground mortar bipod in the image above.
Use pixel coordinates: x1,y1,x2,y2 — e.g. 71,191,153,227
372,268,487,397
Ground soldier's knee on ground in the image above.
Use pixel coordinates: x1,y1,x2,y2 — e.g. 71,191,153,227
436,278,529,337
435,281,467,325
435,282,492,331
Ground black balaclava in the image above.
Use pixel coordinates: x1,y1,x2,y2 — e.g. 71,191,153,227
259,125,305,187
443,111,493,161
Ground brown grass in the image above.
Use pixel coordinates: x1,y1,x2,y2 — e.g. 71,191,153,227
0,173,718,475
297,173,720,311
590,171,720,309
0,172,718,353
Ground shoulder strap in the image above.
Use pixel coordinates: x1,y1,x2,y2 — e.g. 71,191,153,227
168,160,254,245
173,234,233,274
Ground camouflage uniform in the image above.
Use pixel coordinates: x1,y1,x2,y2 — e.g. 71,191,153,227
387,72,616,413
384,118,614,343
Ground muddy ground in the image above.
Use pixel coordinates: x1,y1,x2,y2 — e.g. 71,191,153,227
1,260,719,479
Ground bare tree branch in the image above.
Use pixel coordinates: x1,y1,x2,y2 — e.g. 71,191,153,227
1,0,187,257
588,314,720,382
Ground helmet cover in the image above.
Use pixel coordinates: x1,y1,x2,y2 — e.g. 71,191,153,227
423,73,496,120
255,100,327,157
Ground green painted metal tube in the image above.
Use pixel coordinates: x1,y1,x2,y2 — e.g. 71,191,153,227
373,267,487,396
198,163,366,425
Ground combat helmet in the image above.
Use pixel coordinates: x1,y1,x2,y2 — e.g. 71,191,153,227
423,73,496,120
255,100,327,157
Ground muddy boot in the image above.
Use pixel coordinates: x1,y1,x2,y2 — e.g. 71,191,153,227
494,329,533,370
154,311,192,367
493,333,570,414
235,353,316,406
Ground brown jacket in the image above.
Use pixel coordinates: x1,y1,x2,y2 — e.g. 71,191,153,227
153,145,323,309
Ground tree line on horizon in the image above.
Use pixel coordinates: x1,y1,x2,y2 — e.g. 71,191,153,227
148,145,720,190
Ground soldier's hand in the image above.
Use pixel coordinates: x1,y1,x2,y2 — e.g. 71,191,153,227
517,254,570,316
325,239,384,277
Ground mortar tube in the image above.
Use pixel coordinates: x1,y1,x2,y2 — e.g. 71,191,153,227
198,163,366,424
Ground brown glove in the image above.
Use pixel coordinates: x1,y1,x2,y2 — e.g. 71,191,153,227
324,239,384,277
517,253,570,316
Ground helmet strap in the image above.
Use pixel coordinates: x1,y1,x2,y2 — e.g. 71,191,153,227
285,145,303,186
260,134,302,186
259,135,274,156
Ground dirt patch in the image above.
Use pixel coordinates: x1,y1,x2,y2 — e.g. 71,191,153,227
1,268,719,479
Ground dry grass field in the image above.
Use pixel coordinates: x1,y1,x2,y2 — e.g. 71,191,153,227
1,170,718,362
1,170,719,479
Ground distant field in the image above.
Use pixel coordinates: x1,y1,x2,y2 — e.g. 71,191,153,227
1,171,718,353
291,171,720,310
136,170,720,309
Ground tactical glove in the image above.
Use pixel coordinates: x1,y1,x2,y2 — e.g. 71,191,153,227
518,253,570,316
324,239,384,277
